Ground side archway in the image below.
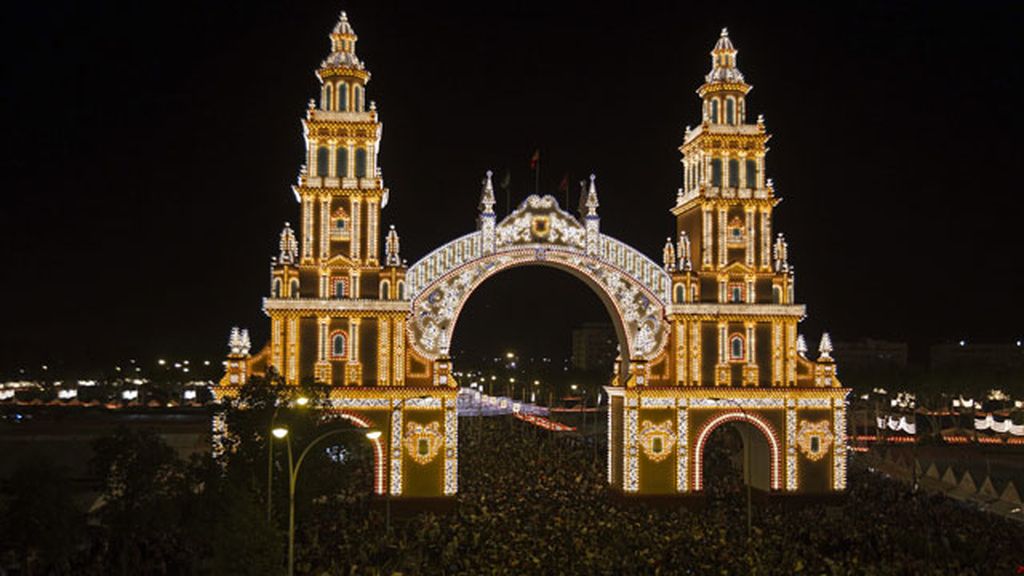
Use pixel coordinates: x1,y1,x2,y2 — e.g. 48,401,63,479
693,411,781,492
328,410,386,495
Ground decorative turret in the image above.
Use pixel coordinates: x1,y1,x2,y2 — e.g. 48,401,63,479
385,225,401,267
479,170,497,254
773,233,790,272
479,170,496,215
663,238,676,271
584,174,600,217
677,232,692,271
583,174,600,255
698,27,751,126
797,334,808,358
279,222,298,264
818,332,834,362
317,11,368,112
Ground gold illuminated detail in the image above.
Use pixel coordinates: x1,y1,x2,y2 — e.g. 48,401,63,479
638,420,676,463
796,420,833,461
403,421,443,465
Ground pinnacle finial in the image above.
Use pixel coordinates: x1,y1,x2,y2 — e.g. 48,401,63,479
385,225,401,266
278,222,298,264
818,332,834,361
721,27,729,37
796,334,808,357
585,173,599,217
479,170,496,214
662,237,676,271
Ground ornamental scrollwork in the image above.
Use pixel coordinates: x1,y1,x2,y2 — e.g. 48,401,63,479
638,419,677,463
796,420,834,462
403,421,444,465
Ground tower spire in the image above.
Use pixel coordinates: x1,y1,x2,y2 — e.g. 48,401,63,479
584,174,599,217
479,170,496,214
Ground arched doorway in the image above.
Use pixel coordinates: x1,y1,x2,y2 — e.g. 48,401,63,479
693,411,780,492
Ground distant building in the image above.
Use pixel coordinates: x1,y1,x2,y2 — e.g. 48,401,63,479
832,339,908,371
930,342,1024,372
571,322,618,372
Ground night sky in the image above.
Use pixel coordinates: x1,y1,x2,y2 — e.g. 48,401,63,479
3,1,1022,374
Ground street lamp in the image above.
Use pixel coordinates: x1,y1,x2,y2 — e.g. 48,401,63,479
273,426,380,576
268,396,311,523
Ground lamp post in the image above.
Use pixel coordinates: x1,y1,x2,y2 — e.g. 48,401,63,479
268,395,309,523
710,397,752,543
272,426,379,576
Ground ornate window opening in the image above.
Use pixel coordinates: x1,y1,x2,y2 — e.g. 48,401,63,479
355,148,368,179
729,334,745,361
745,159,757,188
316,147,329,177
711,159,723,187
336,147,348,178
674,284,686,304
289,279,300,298
337,82,348,111
324,84,333,110
380,280,391,300
727,216,745,245
772,285,782,304
272,278,282,298
728,282,745,303
354,85,363,112
728,159,739,188
333,277,347,298
726,97,735,124
397,281,405,300
710,99,719,123
330,331,347,359
331,207,350,240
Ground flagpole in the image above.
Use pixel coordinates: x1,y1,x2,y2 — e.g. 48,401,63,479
535,152,540,196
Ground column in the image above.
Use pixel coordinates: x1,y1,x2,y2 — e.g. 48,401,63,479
690,322,701,387
286,316,298,385
377,318,390,385
717,208,728,267
271,315,283,373
675,321,687,385
367,199,379,264
302,195,313,261
701,206,713,268
745,207,755,267
319,196,331,261
760,209,772,271
350,198,361,260
393,316,405,386
786,320,797,386
317,316,329,363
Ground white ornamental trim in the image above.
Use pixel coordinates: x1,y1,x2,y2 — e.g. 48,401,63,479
797,398,832,408
389,406,403,496
264,298,410,313
640,397,676,408
667,303,806,317
677,407,689,492
625,408,639,492
786,408,798,491
329,398,390,409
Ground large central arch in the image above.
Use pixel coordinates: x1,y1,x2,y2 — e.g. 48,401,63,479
405,194,671,381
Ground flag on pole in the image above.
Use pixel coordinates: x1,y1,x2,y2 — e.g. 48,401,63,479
499,170,511,190
558,173,570,207
530,149,540,171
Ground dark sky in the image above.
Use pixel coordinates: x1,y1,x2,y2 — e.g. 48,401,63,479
2,1,1022,374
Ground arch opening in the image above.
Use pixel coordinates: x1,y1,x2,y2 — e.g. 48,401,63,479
694,411,780,493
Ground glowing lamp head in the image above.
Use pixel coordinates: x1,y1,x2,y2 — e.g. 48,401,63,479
365,430,382,440
295,396,310,407
272,427,289,439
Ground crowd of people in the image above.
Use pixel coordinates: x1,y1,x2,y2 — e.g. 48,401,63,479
293,417,1023,575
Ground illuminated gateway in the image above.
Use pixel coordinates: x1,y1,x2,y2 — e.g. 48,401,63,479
219,13,849,499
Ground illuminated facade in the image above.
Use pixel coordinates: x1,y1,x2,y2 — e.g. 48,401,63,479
218,16,847,499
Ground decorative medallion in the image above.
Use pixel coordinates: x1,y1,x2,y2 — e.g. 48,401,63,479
796,420,833,462
638,419,677,463
403,421,444,465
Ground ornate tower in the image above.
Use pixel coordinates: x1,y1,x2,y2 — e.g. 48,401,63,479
668,28,808,388
259,11,407,387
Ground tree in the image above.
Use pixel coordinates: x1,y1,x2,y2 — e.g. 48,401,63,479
0,459,84,575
